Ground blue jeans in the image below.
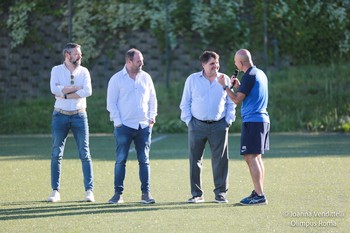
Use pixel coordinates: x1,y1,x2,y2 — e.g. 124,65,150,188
113,125,152,194
51,111,94,191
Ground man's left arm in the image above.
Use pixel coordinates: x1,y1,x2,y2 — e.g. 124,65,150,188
148,80,158,125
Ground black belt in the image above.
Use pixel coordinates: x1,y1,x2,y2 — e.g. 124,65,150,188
195,118,218,124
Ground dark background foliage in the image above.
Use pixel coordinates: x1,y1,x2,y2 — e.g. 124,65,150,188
0,0,349,134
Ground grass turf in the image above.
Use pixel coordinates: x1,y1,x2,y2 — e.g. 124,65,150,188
0,133,349,232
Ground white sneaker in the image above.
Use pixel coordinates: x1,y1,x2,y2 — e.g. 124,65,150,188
47,190,61,202
85,190,95,202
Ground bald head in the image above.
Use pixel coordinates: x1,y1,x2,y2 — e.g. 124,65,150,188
234,49,254,72
236,49,253,64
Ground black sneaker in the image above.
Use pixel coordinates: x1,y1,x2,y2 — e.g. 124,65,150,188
215,195,228,203
141,192,156,204
108,193,124,204
188,196,204,203
240,190,268,206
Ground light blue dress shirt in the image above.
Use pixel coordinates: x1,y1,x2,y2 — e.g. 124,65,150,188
180,71,236,125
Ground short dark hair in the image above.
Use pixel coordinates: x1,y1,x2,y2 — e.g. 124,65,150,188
199,51,219,64
125,48,141,62
63,43,81,57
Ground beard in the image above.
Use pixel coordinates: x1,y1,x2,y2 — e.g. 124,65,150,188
133,65,142,73
70,58,81,67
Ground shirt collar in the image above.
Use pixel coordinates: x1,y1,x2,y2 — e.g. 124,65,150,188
122,66,128,76
63,62,81,75
200,70,220,80
122,65,142,78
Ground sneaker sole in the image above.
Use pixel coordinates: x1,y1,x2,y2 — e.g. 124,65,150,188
47,197,61,202
215,200,228,203
47,199,61,202
141,200,155,204
188,200,205,203
108,200,124,204
239,201,268,206
85,198,95,202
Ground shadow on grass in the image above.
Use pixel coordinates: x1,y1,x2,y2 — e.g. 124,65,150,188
0,200,246,221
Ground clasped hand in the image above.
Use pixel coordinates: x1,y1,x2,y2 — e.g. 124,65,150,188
218,75,240,89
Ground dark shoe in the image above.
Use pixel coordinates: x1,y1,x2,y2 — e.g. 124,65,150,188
247,190,257,199
188,196,204,203
240,190,268,206
215,195,228,203
108,193,124,204
141,192,155,204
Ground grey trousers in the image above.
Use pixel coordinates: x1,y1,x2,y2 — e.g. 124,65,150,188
188,117,229,197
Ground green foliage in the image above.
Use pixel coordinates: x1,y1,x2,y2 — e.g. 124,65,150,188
268,63,350,132
1,63,349,134
270,0,350,64
68,1,150,62
2,0,350,134
152,81,187,134
4,0,247,63
5,0,64,48
189,0,248,54
0,99,52,134
338,115,350,133
6,0,36,48
5,0,350,65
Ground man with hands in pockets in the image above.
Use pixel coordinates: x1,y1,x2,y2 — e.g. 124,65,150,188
107,48,158,204
180,50,236,204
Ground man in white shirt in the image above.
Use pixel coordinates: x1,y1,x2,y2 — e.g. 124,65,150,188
107,48,158,204
48,43,94,203
180,51,236,203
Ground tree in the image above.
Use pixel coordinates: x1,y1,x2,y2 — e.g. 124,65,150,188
5,0,350,66
269,0,350,65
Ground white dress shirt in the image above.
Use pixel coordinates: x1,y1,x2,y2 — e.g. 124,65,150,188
180,71,236,125
50,63,92,111
107,66,158,129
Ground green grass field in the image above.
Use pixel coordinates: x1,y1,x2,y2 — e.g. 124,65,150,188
0,133,349,233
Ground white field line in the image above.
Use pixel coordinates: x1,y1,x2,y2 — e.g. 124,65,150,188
129,135,167,153
0,133,168,154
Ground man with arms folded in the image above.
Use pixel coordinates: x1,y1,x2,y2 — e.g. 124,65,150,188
48,43,94,203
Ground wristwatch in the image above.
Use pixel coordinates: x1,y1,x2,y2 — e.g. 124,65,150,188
223,85,229,90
